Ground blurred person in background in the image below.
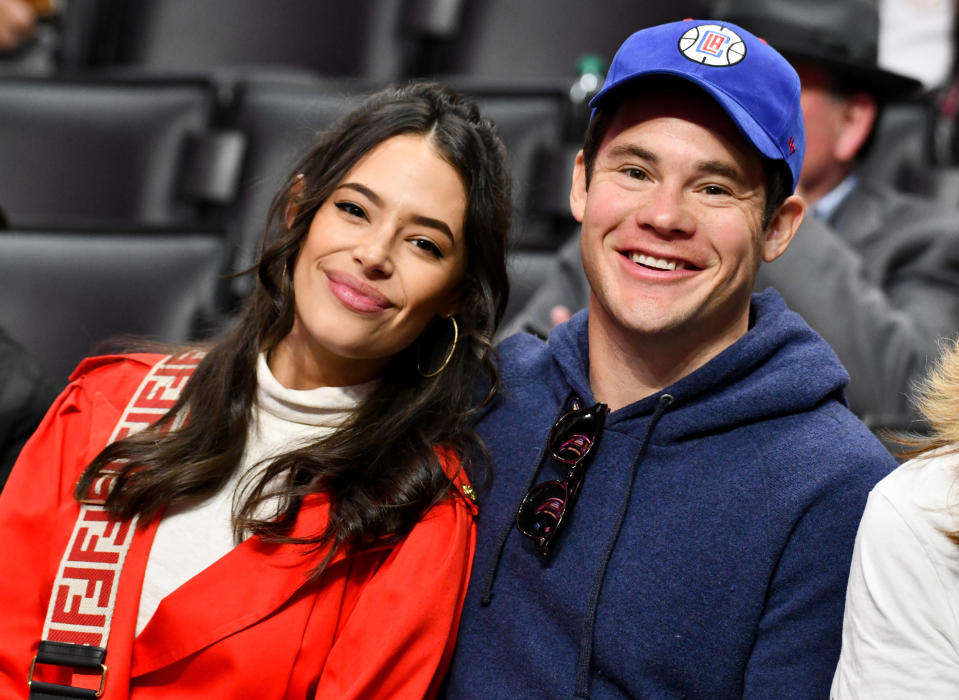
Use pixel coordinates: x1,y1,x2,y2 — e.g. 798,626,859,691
0,326,58,491
0,0,36,52
0,202,59,491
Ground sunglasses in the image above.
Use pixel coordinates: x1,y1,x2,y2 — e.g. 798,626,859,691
515,396,608,557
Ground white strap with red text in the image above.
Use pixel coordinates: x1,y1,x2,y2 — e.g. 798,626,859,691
40,351,204,648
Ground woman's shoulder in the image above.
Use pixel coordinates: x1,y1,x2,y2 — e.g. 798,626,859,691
435,447,478,516
68,352,169,382
868,448,959,554
61,352,202,424
875,448,959,510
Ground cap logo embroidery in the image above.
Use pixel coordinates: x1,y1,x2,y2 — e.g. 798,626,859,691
678,24,746,67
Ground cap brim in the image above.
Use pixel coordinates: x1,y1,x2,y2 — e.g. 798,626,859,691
590,70,785,162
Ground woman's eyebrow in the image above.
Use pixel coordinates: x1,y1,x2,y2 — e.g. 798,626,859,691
339,182,382,206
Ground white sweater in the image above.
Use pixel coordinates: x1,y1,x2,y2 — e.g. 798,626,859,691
135,354,374,635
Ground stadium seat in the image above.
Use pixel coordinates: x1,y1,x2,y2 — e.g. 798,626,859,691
407,0,701,80
0,230,225,383
0,77,239,231
104,0,405,81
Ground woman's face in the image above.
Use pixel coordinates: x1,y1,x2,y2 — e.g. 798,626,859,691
271,134,469,389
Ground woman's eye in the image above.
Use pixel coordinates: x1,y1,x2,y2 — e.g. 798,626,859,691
412,238,443,258
335,201,367,219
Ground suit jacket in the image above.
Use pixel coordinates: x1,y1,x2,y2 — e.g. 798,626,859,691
502,175,959,434
0,354,476,699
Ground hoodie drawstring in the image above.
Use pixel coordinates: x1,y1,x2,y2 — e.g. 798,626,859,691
573,393,673,699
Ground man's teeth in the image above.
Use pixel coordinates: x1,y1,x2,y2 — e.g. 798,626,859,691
629,253,684,271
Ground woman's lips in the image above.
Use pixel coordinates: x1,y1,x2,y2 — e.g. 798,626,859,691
325,269,392,313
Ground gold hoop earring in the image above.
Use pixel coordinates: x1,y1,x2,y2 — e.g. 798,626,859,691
417,316,459,378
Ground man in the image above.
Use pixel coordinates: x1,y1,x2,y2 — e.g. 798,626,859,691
504,0,959,437
444,18,895,698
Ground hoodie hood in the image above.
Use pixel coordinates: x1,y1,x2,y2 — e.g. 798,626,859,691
546,288,849,438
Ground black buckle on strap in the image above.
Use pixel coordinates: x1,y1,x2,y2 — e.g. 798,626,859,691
28,641,107,699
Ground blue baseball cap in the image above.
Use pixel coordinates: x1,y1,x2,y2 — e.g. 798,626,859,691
590,18,805,193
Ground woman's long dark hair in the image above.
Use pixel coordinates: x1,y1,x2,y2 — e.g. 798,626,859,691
75,82,512,574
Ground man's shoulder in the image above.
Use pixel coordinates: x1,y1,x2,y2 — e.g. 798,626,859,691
751,397,897,490
495,331,554,383
851,176,959,227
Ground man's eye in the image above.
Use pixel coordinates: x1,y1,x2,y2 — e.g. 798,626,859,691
625,168,648,180
335,201,367,218
702,185,730,196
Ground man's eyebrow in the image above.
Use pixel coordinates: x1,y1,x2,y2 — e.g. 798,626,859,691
606,144,658,164
695,160,747,185
338,182,456,244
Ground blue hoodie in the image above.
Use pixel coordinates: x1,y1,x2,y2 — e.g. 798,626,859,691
445,290,896,699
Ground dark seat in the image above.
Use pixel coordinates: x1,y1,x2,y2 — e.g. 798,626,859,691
0,77,233,230
454,81,571,249
104,0,404,81
0,230,225,383
408,0,701,80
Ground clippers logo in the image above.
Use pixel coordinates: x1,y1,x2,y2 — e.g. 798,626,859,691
678,24,746,67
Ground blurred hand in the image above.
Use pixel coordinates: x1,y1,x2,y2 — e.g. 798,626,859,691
0,0,36,52
550,305,572,327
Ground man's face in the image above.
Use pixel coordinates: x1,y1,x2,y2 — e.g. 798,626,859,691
794,61,847,199
571,90,776,355
793,60,877,202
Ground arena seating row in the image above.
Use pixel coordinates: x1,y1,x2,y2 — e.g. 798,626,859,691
6,0,702,82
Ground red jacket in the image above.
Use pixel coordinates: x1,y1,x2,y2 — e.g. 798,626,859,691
0,354,477,699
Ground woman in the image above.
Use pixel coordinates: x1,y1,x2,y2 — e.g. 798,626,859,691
0,81,512,699
832,337,959,697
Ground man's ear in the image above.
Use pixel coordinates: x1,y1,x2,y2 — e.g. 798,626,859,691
285,174,306,230
835,92,878,165
762,194,805,262
569,150,587,224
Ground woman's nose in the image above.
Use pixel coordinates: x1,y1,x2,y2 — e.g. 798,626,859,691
353,227,395,277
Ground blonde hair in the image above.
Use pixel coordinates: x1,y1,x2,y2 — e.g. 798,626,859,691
893,337,959,547
898,336,959,459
